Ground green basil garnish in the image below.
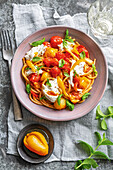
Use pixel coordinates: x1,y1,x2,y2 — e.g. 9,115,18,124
59,59,65,68
66,100,74,111
32,57,41,62
92,64,98,76
25,67,31,70
30,38,45,46
74,70,79,77
64,72,70,77
26,84,31,94
40,96,46,100
57,94,63,105
46,78,51,87
80,51,86,59
82,93,90,101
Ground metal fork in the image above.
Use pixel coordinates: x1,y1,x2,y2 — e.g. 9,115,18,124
1,30,23,121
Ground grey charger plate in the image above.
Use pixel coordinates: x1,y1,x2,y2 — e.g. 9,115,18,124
17,123,54,163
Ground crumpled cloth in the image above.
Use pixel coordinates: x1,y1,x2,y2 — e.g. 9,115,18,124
7,4,113,163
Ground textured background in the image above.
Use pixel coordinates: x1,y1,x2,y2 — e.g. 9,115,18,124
0,0,113,169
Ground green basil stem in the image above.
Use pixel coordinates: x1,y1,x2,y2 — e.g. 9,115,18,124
75,138,106,170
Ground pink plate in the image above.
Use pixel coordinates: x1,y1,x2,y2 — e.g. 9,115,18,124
11,26,108,121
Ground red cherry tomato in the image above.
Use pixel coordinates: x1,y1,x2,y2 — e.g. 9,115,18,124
50,36,62,48
55,51,65,61
60,60,70,71
64,51,71,62
50,66,61,78
28,73,41,83
43,57,58,67
43,41,51,47
77,45,89,58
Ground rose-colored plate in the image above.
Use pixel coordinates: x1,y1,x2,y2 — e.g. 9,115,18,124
11,26,108,121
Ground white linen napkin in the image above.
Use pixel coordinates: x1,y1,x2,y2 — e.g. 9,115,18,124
7,3,113,163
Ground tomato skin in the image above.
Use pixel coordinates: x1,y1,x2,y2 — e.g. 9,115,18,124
55,51,65,61
43,57,58,67
28,73,41,83
50,36,62,48
60,60,70,71
43,41,51,47
64,51,71,62
77,45,89,58
50,66,61,78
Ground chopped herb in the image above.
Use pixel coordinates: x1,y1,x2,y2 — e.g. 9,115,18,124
74,70,79,77
63,39,68,48
57,94,64,105
64,72,70,77
59,59,65,68
80,51,86,59
30,38,45,46
82,93,90,100
25,67,31,70
65,29,74,43
36,65,44,71
32,57,41,62
66,100,74,111
26,84,31,94
92,64,98,76
46,78,51,87
40,96,46,100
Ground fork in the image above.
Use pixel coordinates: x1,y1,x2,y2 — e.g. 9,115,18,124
1,30,23,121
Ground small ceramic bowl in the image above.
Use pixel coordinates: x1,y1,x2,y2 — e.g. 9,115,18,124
17,123,54,163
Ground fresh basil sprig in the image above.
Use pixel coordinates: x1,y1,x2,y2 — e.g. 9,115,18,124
92,64,98,76
32,57,41,62
64,72,70,77
63,29,74,48
26,84,31,94
74,70,79,77
80,51,86,59
74,131,113,170
46,78,51,87
59,59,65,68
81,93,90,101
30,38,45,46
57,94,63,105
66,100,74,111
96,105,113,130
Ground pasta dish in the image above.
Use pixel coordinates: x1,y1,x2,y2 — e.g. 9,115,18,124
22,30,98,111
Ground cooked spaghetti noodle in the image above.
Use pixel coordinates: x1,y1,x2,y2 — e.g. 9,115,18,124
22,30,98,111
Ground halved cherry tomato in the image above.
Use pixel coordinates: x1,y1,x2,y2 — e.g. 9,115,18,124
43,41,51,47
30,90,38,98
50,66,61,78
43,57,58,67
60,60,70,71
28,73,41,84
50,36,62,48
77,45,89,58
55,51,65,61
64,51,71,62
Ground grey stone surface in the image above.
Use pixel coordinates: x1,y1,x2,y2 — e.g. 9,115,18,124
0,0,113,169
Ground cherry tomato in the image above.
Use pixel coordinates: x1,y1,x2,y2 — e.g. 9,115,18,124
55,51,65,61
43,41,51,47
60,60,70,71
50,66,61,78
77,45,89,58
50,36,62,48
43,57,58,67
28,73,41,83
64,51,71,62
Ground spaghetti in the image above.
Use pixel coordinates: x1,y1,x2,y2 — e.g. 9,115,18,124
22,30,98,111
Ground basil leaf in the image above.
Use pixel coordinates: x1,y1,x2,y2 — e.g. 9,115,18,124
64,72,70,77
93,151,110,160
81,93,90,101
26,84,31,94
66,100,74,111
57,94,63,105
59,59,65,68
80,51,86,59
25,67,31,70
74,70,79,77
65,29,69,39
40,96,46,100
46,78,51,87
101,118,107,130
30,38,45,46
77,140,94,155
63,39,68,48
32,57,41,62
36,65,44,71
82,158,98,168
92,64,98,76
65,29,74,43
66,38,74,43
96,105,105,119
95,131,102,145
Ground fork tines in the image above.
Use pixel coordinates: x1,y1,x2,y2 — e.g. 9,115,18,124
0,30,12,50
